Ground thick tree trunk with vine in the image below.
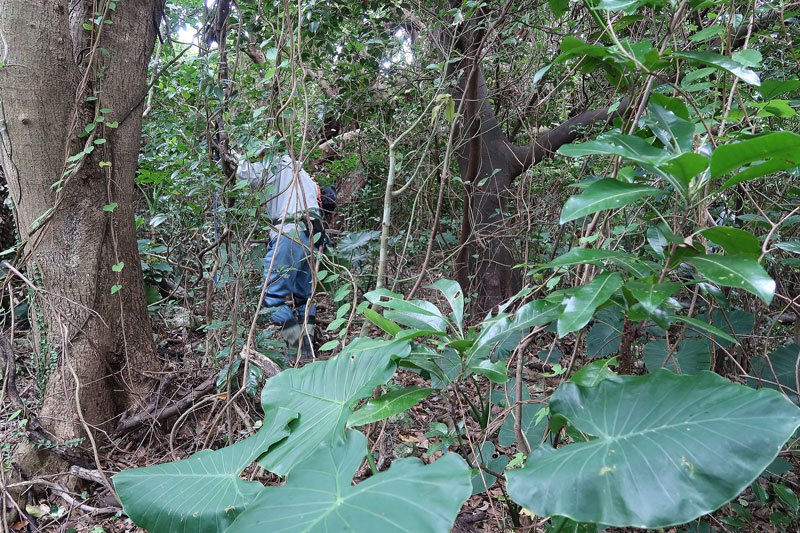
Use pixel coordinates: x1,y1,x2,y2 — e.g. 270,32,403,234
453,64,522,315
0,0,163,483
452,58,628,316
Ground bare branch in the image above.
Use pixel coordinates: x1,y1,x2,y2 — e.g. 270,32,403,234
509,96,632,175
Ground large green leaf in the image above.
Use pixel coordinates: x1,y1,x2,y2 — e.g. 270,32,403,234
471,359,510,383
258,344,398,475
643,338,711,374
535,247,641,272
228,431,471,532
363,307,403,335
557,273,623,337
710,132,800,187
624,280,680,314
570,357,619,387
605,255,659,277
348,386,433,427
470,441,510,494
559,134,672,166
549,0,569,17
685,309,754,348
671,51,761,86
775,241,800,254
506,370,800,528
596,0,648,13
586,308,623,359
343,336,413,359
659,152,709,189
685,254,775,304
114,408,296,533
497,381,548,448
749,343,800,401
560,179,661,224
402,345,461,389
465,299,561,366
756,78,800,100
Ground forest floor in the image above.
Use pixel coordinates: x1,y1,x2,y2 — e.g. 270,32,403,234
1,297,797,533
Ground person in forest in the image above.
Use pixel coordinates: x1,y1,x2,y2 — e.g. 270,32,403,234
237,149,329,360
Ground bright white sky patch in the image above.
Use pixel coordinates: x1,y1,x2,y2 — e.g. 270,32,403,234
176,24,199,45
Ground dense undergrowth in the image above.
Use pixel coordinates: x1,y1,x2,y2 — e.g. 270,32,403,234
2,0,800,531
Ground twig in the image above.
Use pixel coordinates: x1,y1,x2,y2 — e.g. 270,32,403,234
170,393,220,460
511,329,541,456
50,482,120,515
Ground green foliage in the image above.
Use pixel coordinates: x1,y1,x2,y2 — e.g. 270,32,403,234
347,386,433,427
114,408,296,532
558,179,662,224
230,431,471,532
117,0,800,530
507,371,800,528
257,338,400,475
118,290,800,530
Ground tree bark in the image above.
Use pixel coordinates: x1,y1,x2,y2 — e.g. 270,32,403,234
452,57,628,316
0,0,163,481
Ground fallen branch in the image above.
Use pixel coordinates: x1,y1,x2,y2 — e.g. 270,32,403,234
68,466,108,486
49,482,121,515
239,345,281,378
111,375,217,438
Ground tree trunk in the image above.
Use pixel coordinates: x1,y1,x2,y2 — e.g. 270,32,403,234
453,64,523,316
0,0,163,481
452,59,629,317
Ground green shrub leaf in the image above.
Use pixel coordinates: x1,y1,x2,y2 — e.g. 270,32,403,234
348,386,433,427
711,132,800,187
560,179,661,224
700,227,762,259
685,254,775,304
363,307,403,335
365,288,450,332
642,338,711,374
557,273,623,337
624,280,680,314
671,51,761,86
428,279,465,331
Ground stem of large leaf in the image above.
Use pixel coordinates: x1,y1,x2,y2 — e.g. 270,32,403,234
514,335,534,456
618,316,636,375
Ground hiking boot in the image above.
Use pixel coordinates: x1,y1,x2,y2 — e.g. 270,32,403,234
279,318,303,357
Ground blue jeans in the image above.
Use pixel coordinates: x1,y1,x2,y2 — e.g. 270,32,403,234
263,227,316,325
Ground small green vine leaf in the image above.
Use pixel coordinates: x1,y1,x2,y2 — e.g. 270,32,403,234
112,262,124,272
